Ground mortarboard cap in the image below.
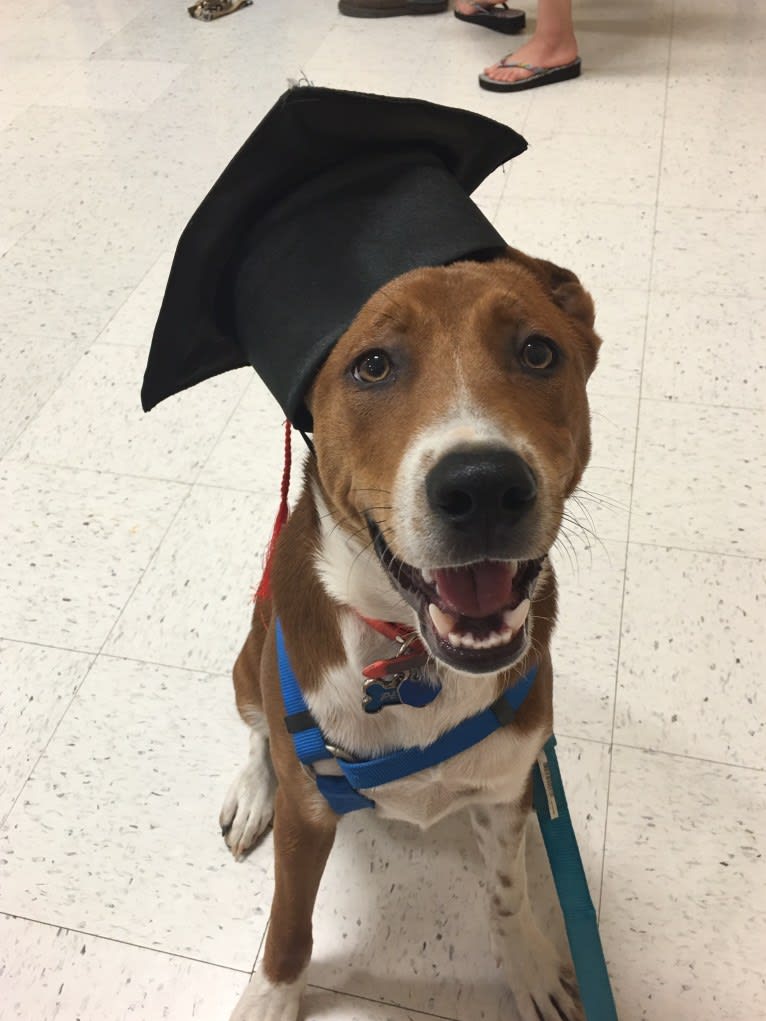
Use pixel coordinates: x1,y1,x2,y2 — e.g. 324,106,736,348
141,86,527,432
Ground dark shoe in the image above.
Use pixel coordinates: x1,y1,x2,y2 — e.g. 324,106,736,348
479,57,581,92
454,2,525,35
339,0,447,17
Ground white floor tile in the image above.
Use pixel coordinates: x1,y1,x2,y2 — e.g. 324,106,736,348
551,540,627,743
0,59,73,106
642,291,766,409
506,130,661,207
665,75,766,141
0,462,187,650
0,657,271,970
578,392,637,544
0,335,86,457
523,73,668,141
590,288,647,399
304,20,434,96
94,7,252,64
0,913,245,1021
97,250,174,348
0,106,25,131
40,59,186,113
630,400,766,557
104,485,272,673
652,207,766,299
600,746,766,1021
0,8,134,60
1,233,150,344
2,105,139,163
615,544,765,768
494,198,655,297
659,130,766,212
7,344,250,483
0,134,84,242
197,378,299,494
0,642,94,825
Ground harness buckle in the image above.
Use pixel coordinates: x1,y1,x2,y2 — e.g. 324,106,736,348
324,742,355,763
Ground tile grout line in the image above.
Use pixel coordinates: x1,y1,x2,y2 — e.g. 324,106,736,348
0,468,200,829
307,982,463,1021
1,374,263,849
0,634,233,677
0,910,251,975
1,173,170,458
595,0,676,920
556,731,766,775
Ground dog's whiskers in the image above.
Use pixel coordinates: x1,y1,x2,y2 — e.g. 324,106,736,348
573,486,627,513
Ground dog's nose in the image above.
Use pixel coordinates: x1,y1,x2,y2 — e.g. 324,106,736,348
426,447,537,533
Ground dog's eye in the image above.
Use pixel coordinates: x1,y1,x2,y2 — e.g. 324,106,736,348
520,336,558,372
353,350,392,384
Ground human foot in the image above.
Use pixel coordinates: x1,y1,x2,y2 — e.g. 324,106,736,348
482,33,578,85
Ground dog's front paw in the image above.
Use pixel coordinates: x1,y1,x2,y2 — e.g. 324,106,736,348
502,920,584,1021
515,964,583,1021
229,966,306,1021
219,756,276,859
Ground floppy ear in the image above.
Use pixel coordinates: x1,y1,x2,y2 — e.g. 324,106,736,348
503,246,596,330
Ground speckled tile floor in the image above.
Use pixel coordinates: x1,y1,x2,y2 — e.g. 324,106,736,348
1,0,765,1018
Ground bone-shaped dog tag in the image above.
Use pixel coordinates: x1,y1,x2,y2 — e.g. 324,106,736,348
362,671,441,713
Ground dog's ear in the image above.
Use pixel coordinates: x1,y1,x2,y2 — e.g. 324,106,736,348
502,246,596,330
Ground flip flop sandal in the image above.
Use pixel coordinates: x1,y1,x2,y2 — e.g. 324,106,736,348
338,0,447,17
188,0,252,21
454,2,525,35
478,56,581,92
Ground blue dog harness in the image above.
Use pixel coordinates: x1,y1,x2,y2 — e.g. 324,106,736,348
278,618,538,813
277,617,618,1019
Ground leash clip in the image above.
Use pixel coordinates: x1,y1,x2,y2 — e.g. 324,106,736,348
360,624,440,713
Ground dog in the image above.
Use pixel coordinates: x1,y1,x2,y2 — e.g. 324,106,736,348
218,246,600,1021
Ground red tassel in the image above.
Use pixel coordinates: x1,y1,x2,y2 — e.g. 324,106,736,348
254,420,292,607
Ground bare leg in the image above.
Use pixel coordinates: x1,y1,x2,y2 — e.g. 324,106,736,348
470,801,584,1021
483,0,578,85
230,787,337,1021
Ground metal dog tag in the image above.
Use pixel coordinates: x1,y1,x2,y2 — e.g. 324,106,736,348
362,671,441,713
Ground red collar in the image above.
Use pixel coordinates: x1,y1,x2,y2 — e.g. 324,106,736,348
358,615,428,680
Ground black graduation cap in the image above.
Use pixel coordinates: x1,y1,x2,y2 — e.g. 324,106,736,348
141,86,527,432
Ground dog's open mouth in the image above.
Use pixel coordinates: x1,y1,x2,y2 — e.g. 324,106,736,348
368,520,544,674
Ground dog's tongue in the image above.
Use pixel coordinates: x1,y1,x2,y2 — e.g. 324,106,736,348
434,562,515,618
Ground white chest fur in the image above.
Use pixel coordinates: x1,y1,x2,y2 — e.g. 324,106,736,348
304,601,544,829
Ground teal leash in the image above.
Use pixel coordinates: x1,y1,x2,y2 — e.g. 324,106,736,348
533,735,619,1020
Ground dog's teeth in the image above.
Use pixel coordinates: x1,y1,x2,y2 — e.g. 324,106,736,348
498,626,514,645
422,569,435,585
429,603,458,638
447,631,462,648
509,560,519,579
503,599,531,633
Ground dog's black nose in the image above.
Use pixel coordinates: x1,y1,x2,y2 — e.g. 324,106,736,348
426,447,537,534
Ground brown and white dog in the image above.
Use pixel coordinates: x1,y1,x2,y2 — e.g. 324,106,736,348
219,247,601,1021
